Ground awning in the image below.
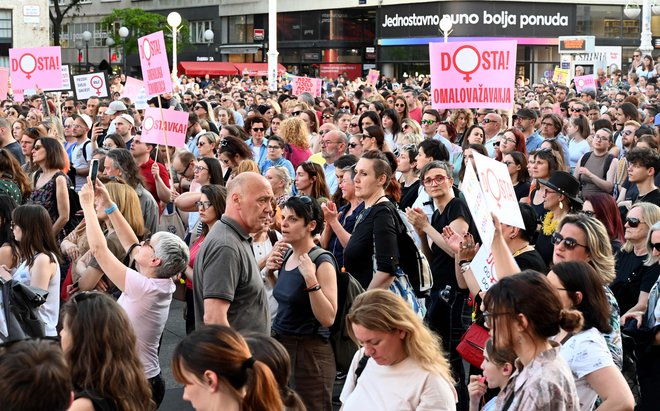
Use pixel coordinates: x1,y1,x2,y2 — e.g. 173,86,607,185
233,63,287,77
219,44,261,55
178,61,238,76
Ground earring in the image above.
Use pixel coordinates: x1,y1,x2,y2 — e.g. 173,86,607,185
559,201,563,210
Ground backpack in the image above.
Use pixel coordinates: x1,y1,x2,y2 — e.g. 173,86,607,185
281,246,364,374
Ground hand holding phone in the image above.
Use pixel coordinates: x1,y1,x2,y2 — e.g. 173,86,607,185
89,159,99,187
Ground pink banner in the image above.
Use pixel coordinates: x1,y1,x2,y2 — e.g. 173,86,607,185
120,76,144,102
9,46,62,90
429,40,516,109
140,107,188,147
291,76,322,98
574,75,596,93
366,69,379,86
138,31,172,97
0,69,8,100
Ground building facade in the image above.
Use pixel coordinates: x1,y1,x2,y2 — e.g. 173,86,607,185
0,0,49,68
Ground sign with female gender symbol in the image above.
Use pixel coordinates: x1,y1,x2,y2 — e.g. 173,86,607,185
73,72,109,100
429,40,516,109
138,31,172,98
9,46,62,90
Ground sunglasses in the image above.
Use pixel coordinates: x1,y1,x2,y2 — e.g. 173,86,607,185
197,141,207,147
395,103,406,108
571,108,584,112
291,110,302,116
482,118,497,124
420,119,435,125
348,142,360,148
581,210,595,217
267,145,282,150
651,242,660,252
252,127,265,132
551,232,587,250
625,217,645,228
341,105,351,109
322,115,333,119
195,200,213,210
493,141,500,147
350,123,359,127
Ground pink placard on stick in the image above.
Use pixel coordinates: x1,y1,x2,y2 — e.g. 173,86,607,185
429,40,517,109
121,76,144,102
140,107,188,148
0,68,8,100
291,76,322,98
366,69,379,86
138,31,172,98
574,75,596,93
9,46,62,90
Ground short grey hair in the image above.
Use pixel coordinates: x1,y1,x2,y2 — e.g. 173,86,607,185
646,221,660,266
419,161,452,181
151,232,190,278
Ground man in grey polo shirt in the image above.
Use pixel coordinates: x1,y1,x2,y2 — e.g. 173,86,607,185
193,172,273,333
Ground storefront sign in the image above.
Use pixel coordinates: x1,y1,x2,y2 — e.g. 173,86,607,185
138,31,172,98
141,107,189,147
429,40,516,109
380,2,575,38
319,63,362,80
574,46,622,74
558,36,595,54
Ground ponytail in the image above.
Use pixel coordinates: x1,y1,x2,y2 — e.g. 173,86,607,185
243,361,284,411
559,308,584,334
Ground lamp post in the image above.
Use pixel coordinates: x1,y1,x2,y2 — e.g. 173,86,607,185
75,40,83,73
82,30,92,71
267,0,278,92
204,29,214,60
439,15,453,43
167,12,182,81
106,37,115,66
118,26,129,75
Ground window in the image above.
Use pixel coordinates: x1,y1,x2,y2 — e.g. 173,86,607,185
59,23,113,48
228,15,253,44
189,21,213,44
0,10,11,40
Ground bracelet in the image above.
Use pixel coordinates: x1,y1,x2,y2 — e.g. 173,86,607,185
460,262,471,273
305,283,321,293
458,259,472,266
104,203,118,215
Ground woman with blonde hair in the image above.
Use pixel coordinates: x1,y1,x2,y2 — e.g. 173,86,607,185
401,118,422,136
265,165,292,207
341,289,457,410
279,117,312,168
449,108,473,144
173,324,284,411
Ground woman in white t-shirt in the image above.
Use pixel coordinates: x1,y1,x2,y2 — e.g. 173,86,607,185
340,289,457,411
548,261,634,411
79,178,189,408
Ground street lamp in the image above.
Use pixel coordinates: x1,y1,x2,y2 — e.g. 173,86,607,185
106,37,115,66
167,12,182,81
439,15,453,43
82,30,92,71
118,26,129,75
75,40,84,73
204,29,214,60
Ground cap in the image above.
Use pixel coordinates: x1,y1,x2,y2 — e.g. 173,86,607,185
515,108,538,120
105,101,128,115
118,114,135,127
78,114,93,129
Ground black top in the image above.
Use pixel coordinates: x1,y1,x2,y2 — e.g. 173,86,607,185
429,197,479,291
513,181,531,201
328,202,365,268
534,232,554,267
74,391,118,411
344,201,399,289
529,188,548,223
514,249,548,274
612,250,660,314
399,180,420,211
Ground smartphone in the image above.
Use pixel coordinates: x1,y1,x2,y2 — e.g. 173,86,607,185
96,115,101,123
89,159,99,186
72,281,79,289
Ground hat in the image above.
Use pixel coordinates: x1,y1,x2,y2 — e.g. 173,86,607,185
514,108,538,120
105,101,128,115
78,114,93,129
581,88,597,99
538,171,583,205
118,114,135,127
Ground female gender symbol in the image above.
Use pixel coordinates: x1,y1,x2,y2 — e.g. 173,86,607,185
142,39,152,66
142,116,154,132
19,54,37,79
90,75,104,96
452,45,480,82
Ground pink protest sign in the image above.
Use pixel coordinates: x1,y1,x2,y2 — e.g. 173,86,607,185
366,69,380,86
138,31,172,97
291,76,322,98
120,76,144,102
9,46,62,90
574,75,596,93
140,107,188,147
0,69,8,100
429,40,516,109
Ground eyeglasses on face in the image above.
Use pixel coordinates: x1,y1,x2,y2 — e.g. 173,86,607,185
141,235,153,249
350,123,359,128
322,114,333,119
422,174,448,186
625,217,645,228
581,210,595,217
267,144,282,150
195,200,213,210
571,108,584,113
622,130,634,136
551,232,587,250
341,105,351,109
252,127,265,132
420,119,436,125
194,165,208,172
395,103,406,108
482,118,498,124
651,242,660,252
197,141,208,147
348,142,360,148
291,110,302,116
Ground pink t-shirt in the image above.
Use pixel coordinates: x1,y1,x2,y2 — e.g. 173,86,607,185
288,145,312,169
118,268,174,378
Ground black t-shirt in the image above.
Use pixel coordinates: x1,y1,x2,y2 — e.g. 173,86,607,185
514,249,548,274
534,232,554,268
343,201,399,289
513,181,531,201
399,180,420,211
612,250,660,314
429,197,479,291
636,188,660,207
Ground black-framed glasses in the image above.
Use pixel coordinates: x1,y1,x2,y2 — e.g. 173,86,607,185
551,232,587,250
341,105,351,109
197,141,207,147
350,123,359,127
291,110,302,116
320,140,339,146
348,142,360,148
395,103,406,108
141,235,153,249
252,127,265,132
571,108,584,113
493,141,500,147
625,217,645,228
195,200,213,210
483,311,514,329
322,114,333,119
194,165,208,172
651,242,660,252
482,118,497,124
502,161,514,166
267,144,282,150
581,210,595,217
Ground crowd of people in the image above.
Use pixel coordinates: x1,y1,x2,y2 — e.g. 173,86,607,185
0,55,660,411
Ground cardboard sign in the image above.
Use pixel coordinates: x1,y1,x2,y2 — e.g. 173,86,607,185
73,72,109,100
552,67,570,85
471,151,524,229
429,40,516,109
134,87,148,109
470,246,498,292
44,65,71,91
366,69,380,86
461,164,495,244
574,75,596,92
120,76,144,102
291,76,322,98
0,68,8,100
140,107,188,147
9,46,62,90
138,31,172,97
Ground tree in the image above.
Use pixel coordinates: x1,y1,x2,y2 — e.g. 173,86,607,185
50,0,85,46
101,9,190,57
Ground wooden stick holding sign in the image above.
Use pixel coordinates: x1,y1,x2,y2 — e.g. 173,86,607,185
156,97,174,189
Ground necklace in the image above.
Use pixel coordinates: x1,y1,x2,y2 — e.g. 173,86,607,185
542,211,559,236
512,244,531,257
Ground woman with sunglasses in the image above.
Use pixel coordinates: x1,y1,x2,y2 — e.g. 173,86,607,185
196,131,219,159
393,96,409,120
401,118,422,137
102,133,126,150
218,136,253,182
553,214,622,368
502,151,530,202
61,292,156,411
548,262,634,411
348,134,363,158
567,115,591,172
612,202,660,316
194,100,219,133
483,271,581,410
265,196,338,411
338,98,355,115
80,179,189,407
294,161,330,201
583,193,625,254
279,117,312,169
361,125,386,152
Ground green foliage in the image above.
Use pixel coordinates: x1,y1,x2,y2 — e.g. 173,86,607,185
101,9,190,56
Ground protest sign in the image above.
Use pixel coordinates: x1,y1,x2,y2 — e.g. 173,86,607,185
366,69,380,86
291,76,322,98
471,151,524,229
461,163,495,244
120,76,144,102
138,31,172,97
573,75,596,92
9,46,62,90
429,40,516,109
140,107,188,147
73,72,109,100
134,87,148,109
0,68,8,100
552,67,570,85
44,65,71,91
470,246,498,292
